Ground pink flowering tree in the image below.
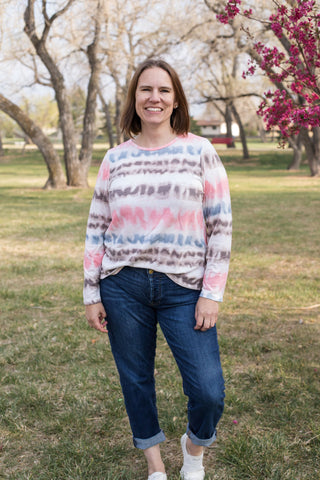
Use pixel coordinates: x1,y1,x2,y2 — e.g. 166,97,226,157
217,0,320,176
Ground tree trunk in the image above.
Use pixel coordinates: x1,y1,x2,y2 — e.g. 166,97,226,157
0,93,66,188
225,105,235,148
230,103,249,159
57,89,79,185
78,15,102,187
300,127,320,176
288,147,302,170
99,89,114,148
258,122,266,142
287,132,303,170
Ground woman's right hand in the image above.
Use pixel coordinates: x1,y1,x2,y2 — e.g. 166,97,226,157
85,302,108,333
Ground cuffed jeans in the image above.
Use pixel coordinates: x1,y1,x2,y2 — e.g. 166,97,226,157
100,267,225,450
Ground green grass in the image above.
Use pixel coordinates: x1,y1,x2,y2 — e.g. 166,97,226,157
0,145,319,480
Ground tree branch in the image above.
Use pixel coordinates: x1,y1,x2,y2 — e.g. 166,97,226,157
203,0,223,15
49,0,75,24
40,0,76,43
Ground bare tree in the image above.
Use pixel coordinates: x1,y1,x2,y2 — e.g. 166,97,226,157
23,0,102,187
23,1,77,183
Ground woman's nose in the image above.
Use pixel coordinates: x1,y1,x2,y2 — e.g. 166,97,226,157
149,89,160,102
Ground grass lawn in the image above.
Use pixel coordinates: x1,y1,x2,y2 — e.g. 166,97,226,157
0,145,319,480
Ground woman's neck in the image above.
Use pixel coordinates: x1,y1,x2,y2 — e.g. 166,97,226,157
134,126,177,148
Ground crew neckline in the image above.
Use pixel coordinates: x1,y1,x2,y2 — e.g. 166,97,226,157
129,136,180,151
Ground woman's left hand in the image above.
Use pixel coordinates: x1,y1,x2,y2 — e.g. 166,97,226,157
194,297,219,331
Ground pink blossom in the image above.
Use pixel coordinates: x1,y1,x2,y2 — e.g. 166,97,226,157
216,0,241,24
271,22,283,38
217,0,320,137
278,5,288,16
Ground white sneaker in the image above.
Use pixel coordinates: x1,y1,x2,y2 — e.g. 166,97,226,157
180,434,205,480
148,473,167,480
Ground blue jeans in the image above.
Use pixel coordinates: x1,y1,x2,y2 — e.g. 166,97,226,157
100,267,225,450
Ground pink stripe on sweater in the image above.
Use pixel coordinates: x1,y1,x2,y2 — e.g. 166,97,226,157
204,177,229,199
98,162,110,181
203,272,228,290
109,207,204,231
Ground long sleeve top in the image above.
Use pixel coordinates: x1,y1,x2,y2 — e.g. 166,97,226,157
83,133,232,305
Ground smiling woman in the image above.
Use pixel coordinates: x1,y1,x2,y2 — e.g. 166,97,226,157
84,58,232,480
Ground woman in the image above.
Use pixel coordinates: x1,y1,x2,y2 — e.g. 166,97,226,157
84,58,232,480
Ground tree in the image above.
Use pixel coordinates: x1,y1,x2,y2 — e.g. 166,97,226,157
23,0,102,187
194,0,268,159
218,0,320,176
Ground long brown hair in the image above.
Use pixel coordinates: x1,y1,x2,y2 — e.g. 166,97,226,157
120,59,190,138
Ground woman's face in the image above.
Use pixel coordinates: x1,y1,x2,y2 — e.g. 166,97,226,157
135,67,176,131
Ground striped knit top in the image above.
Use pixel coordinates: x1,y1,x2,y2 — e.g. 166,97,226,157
83,133,232,305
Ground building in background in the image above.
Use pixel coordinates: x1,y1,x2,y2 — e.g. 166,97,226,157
196,118,239,138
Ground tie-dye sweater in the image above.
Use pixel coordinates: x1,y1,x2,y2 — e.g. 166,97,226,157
83,133,232,305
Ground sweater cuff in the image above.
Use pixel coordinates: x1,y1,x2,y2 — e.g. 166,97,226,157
199,290,223,302
83,284,101,306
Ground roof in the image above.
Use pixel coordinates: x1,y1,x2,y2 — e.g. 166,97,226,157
195,119,221,127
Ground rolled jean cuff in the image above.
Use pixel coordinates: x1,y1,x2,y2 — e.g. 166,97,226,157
133,429,166,450
187,424,217,447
